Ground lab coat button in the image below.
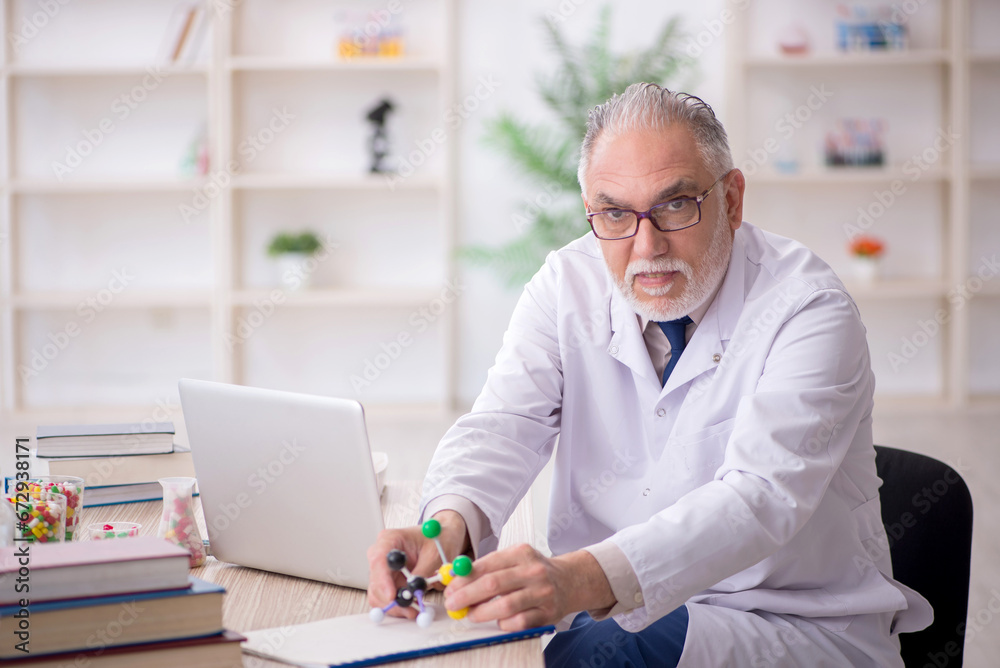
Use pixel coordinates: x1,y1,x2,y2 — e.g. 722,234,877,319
656,408,666,417
609,345,619,355
642,488,650,496
634,593,644,604
712,353,722,363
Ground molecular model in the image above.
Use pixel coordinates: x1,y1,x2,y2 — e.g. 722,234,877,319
369,518,473,628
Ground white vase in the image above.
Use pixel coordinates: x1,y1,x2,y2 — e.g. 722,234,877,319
275,252,313,291
851,256,880,284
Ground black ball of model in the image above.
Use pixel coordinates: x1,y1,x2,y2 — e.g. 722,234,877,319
386,549,407,572
395,587,415,608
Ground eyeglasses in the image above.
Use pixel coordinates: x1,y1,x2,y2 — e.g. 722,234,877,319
586,172,729,241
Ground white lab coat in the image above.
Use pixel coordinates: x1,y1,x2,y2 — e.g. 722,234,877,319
422,223,932,666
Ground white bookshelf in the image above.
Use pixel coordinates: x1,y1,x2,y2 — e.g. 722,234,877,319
6,64,210,76
748,165,950,184
0,0,459,417
741,50,951,67
8,290,213,309
9,177,211,193
230,172,443,190
840,279,950,300
970,165,1000,179
227,55,442,72
726,0,1000,407
231,288,444,308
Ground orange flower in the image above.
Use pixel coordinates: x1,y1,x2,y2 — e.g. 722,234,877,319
849,235,885,258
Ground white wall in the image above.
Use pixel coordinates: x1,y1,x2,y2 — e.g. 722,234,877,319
453,0,729,405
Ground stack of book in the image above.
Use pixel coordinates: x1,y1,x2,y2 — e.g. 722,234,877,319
12,423,197,507
0,537,243,667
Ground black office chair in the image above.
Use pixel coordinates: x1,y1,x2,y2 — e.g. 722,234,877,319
874,445,974,667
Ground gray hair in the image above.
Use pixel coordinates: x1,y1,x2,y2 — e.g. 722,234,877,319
577,83,734,197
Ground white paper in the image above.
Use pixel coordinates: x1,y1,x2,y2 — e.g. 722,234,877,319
241,604,544,667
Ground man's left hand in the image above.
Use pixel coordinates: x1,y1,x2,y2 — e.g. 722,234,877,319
443,543,616,631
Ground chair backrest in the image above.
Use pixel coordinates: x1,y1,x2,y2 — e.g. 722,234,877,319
874,445,973,668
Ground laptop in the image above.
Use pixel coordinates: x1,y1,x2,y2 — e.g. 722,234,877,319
178,378,385,590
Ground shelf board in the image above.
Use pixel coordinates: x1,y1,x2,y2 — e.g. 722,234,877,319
749,165,949,185
743,50,950,68
970,165,1000,180
228,56,441,73
5,63,208,77
964,396,1000,411
231,173,442,191
842,279,947,300
968,52,1000,64
969,281,1000,298
5,291,212,309
0,404,186,426
232,288,442,308
871,394,951,412
10,178,206,194
1,400,455,423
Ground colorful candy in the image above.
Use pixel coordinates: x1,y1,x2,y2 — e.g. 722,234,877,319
27,477,84,540
157,477,206,567
5,492,66,543
90,522,142,540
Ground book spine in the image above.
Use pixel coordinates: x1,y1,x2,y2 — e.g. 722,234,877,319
171,6,198,61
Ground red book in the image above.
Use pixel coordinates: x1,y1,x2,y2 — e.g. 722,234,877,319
0,629,245,667
0,537,190,605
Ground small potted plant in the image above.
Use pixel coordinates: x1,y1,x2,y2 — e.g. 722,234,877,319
848,235,885,284
267,231,322,291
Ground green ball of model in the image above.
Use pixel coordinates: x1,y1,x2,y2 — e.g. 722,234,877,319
452,555,472,577
422,518,441,539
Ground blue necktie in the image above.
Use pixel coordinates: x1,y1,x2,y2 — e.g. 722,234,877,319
657,316,692,386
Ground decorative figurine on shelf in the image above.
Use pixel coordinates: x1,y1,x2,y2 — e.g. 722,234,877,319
848,234,886,284
777,22,810,55
825,118,887,168
180,126,210,178
335,9,407,59
835,4,907,52
366,98,395,174
369,519,473,628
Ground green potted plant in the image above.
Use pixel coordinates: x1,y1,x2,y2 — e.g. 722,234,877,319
461,6,693,287
267,231,323,291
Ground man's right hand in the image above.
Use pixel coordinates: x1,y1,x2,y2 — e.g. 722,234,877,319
366,510,470,619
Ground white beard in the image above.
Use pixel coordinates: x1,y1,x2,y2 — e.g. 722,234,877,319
608,213,733,322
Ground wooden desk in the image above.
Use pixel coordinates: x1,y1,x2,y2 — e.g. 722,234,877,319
78,482,545,667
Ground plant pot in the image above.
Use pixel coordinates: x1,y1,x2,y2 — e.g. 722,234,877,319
851,256,880,284
275,252,313,291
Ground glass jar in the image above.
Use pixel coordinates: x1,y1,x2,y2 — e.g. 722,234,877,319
157,477,206,567
5,490,67,543
28,476,85,540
